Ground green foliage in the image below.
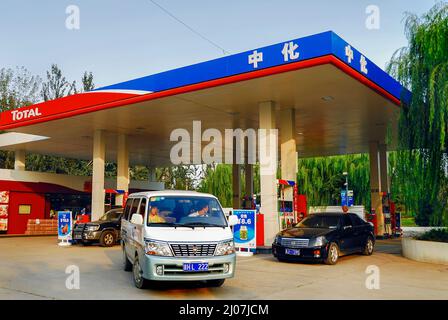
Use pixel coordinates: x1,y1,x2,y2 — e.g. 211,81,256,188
416,228,448,243
0,66,41,111
199,164,233,207
297,154,370,208
387,2,448,226
157,165,203,190
41,64,76,101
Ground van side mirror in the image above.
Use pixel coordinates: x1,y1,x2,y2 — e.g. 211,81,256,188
130,213,143,225
228,215,239,227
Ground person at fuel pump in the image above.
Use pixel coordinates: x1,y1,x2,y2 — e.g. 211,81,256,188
189,202,209,217
148,206,166,223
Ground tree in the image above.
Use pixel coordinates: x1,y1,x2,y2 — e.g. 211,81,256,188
0,67,41,168
387,2,448,226
81,71,95,92
297,154,370,208
41,64,76,101
0,67,41,111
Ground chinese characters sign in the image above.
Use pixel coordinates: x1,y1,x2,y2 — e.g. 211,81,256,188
232,209,257,249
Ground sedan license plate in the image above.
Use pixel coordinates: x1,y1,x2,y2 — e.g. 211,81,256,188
74,233,82,240
183,262,209,272
285,248,301,256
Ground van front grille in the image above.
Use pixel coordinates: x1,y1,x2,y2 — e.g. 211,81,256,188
170,243,216,257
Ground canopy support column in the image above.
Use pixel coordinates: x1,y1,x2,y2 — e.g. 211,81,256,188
369,141,384,236
259,101,279,246
91,129,106,221
14,149,26,171
280,108,297,200
379,143,389,193
116,134,129,206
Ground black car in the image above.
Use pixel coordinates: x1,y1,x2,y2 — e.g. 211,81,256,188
73,208,123,247
272,212,375,265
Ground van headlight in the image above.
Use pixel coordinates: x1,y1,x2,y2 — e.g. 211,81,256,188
215,240,235,256
145,240,173,256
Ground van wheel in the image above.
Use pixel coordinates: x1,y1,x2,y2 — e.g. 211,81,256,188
207,279,225,287
133,257,149,289
100,231,115,247
324,242,339,265
122,246,132,272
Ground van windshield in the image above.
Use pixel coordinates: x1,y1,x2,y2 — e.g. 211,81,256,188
147,196,227,227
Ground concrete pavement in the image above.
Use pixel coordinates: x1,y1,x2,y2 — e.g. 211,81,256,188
0,236,447,300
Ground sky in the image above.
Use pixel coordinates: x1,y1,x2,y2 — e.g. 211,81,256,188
0,0,438,88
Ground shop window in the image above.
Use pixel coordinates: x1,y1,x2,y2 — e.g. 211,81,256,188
18,205,31,215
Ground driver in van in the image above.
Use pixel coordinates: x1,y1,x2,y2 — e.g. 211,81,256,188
148,206,166,223
188,202,209,217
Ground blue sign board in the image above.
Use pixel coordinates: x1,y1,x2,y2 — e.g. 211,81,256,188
232,209,257,249
341,190,354,207
95,31,409,104
57,211,72,241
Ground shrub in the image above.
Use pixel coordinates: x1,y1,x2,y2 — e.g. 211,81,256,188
416,229,448,243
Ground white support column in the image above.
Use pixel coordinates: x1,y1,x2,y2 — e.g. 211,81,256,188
91,130,106,221
14,149,26,171
369,141,384,236
280,108,297,201
379,144,389,194
115,134,129,206
259,101,279,246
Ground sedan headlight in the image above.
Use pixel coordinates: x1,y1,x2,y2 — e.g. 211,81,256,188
215,240,235,256
310,236,327,247
145,240,173,256
86,224,100,231
274,235,282,245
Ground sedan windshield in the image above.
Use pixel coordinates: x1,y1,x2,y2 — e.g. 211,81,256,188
146,196,227,227
296,215,340,229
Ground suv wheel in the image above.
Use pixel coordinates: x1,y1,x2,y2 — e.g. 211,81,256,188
100,231,116,247
133,257,149,289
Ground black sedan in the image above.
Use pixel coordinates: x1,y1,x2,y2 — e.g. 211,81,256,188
272,212,375,265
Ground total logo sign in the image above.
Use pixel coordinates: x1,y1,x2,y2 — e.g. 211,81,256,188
11,107,42,121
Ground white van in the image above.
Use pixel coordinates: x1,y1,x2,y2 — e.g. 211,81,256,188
121,190,238,288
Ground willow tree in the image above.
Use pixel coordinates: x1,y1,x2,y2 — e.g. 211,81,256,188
387,2,448,226
297,154,370,208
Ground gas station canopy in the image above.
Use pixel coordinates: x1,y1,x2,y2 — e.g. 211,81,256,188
0,31,408,165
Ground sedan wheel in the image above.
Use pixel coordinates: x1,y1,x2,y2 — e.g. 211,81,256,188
324,242,339,265
363,237,374,256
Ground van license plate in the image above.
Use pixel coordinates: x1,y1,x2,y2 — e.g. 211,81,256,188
285,248,300,256
183,262,209,272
